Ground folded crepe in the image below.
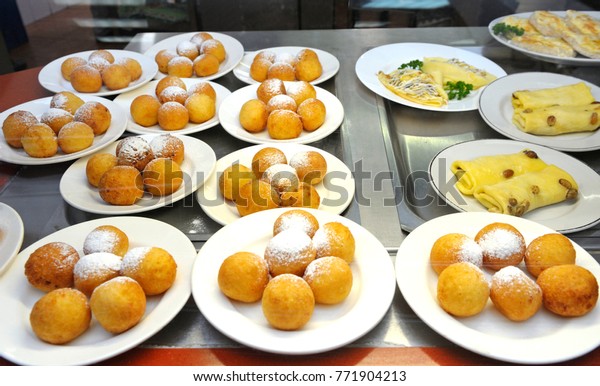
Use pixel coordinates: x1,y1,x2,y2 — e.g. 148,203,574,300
473,164,578,216
450,150,548,195
512,82,594,109
513,103,600,135
377,68,448,107
422,57,497,89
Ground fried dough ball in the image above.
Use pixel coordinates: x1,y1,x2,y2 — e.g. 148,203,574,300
155,75,187,98
235,179,280,217
267,62,296,81
296,48,319,62
21,123,58,158
297,98,326,131
70,65,102,93
304,256,353,305
167,56,193,78
102,63,131,90
130,94,161,127
98,165,144,206
193,53,220,77
429,233,483,275
262,274,314,330
116,136,154,171
158,85,189,105
176,40,200,61
188,82,216,100
279,182,320,209
185,92,216,123
437,262,490,317
83,224,129,257
250,57,272,82
218,251,269,302
155,49,178,73
120,246,177,296
2,110,38,148
89,49,115,64
61,56,87,81
251,147,287,179
289,150,327,185
190,32,213,47
87,56,110,74
86,152,118,187
267,109,303,139
90,276,146,333
264,229,316,277
273,209,319,238
74,101,112,136
143,157,183,196
294,57,323,82
261,163,299,193
116,57,142,81
219,163,254,201
490,266,542,321
30,288,91,344
149,134,184,165
275,52,297,66
525,233,577,277
537,264,599,317
41,108,73,134
239,99,268,133
256,78,286,104
255,50,276,63
57,121,94,154
475,223,526,271
200,39,226,62
25,241,80,292
312,222,355,263
73,252,122,297
50,91,85,115
266,94,297,113
157,101,189,131
286,81,317,106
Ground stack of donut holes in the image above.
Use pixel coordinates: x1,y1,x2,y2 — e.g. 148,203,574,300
430,222,599,321
129,75,216,131
1,91,111,158
61,49,143,93
85,134,185,205
25,224,177,344
239,79,327,139
154,32,227,78
249,48,323,83
218,209,356,330
219,146,328,217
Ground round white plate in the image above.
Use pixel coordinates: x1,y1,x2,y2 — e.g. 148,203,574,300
38,49,158,96
0,216,197,365
488,11,600,66
0,95,127,165
197,143,355,225
396,211,600,364
113,78,231,135
60,134,216,215
428,139,600,234
232,46,340,85
0,203,24,277
218,83,344,144
143,32,244,81
192,207,396,354
355,42,507,112
478,72,600,152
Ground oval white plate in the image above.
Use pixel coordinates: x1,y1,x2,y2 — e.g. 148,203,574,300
192,207,396,354
60,134,216,215
218,83,344,144
396,211,600,364
488,11,600,66
0,216,196,365
0,203,24,277
232,46,340,85
355,42,507,112
197,143,355,225
0,95,127,165
143,32,244,81
113,78,231,135
38,49,158,96
428,139,600,233
478,72,600,152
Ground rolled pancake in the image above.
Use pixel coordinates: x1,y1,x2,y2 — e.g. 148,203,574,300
422,57,497,89
513,103,600,135
473,164,578,216
377,68,448,107
512,82,594,109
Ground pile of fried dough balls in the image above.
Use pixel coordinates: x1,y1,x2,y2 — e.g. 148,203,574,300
85,134,185,206
61,50,143,93
25,224,177,344
154,32,227,78
129,76,216,131
218,209,355,330
2,91,111,158
249,48,323,83
430,222,599,321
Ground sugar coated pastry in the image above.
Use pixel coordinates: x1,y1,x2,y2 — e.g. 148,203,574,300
185,92,216,123
303,256,353,305
41,108,73,134
116,57,142,81
267,62,296,81
158,85,189,105
149,134,185,165
167,56,193,78
120,246,177,295
190,32,213,47
267,109,303,139
24,241,80,292
89,49,115,64
537,264,598,317
235,180,280,217
74,101,112,136
101,63,131,90
193,53,220,77
116,136,154,171
155,49,178,73
312,222,355,263
70,64,102,93
490,266,542,321
251,147,287,179
87,56,110,73
297,97,326,131
289,150,327,185
475,222,526,271
264,229,316,277
285,81,316,106
294,54,323,82
429,233,483,275
61,56,87,81
218,251,269,303
90,276,146,333
256,78,286,104
261,163,299,193
219,163,254,201
98,165,144,206
2,110,38,148
142,157,183,196
21,123,58,158
130,94,161,127
273,209,319,238
155,75,187,98
266,94,297,113
57,121,94,154
261,273,315,330
250,57,272,82
239,99,269,133
157,101,189,131
85,152,118,187
279,182,320,209
50,91,85,115
83,224,129,257
188,82,216,100
200,38,226,62
73,252,122,296
437,262,490,317
525,233,576,277
176,40,199,60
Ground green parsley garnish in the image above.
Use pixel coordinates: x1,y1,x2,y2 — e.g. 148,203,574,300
399,59,423,70
492,22,525,39
445,81,473,100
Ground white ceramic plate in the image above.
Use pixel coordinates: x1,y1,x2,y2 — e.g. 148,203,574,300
355,42,507,112
143,32,244,80
478,72,600,152
219,83,344,144
0,203,24,277
112,79,231,135
0,95,127,165
0,216,196,365
197,143,355,225
429,139,600,233
192,207,396,354
396,211,600,364
488,11,600,66
232,46,340,85
38,49,158,96
60,134,216,215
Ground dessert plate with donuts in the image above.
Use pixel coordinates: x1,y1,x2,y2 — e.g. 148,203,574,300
38,49,158,97
0,216,196,365
0,202,24,277
192,208,396,354
396,212,600,364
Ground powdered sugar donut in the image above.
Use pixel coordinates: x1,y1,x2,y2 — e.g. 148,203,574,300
83,224,129,257
475,222,526,271
264,229,316,277
429,233,483,275
490,266,542,321
273,209,319,238
303,256,352,305
312,222,355,263
73,252,122,296
261,163,299,193
116,136,154,171
120,246,177,295
289,150,327,185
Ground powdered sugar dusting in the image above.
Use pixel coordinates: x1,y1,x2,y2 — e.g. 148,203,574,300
274,211,318,236
458,238,483,267
478,228,524,259
303,256,336,281
492,266,541,296
121,246,152,273
117,136,151,162
264,229,313,266
74,252,121,280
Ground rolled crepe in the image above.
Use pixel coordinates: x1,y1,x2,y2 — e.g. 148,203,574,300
473,164,578,216
513,103,600,135
512,82,594,109
450,150,548,195
422,57,497,89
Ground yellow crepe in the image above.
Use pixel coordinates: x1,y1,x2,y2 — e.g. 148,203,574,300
421,57,497,89
513,103,600,135
377,68,448,107
450,150,548,195
512,82,594,109
473,164,578,216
